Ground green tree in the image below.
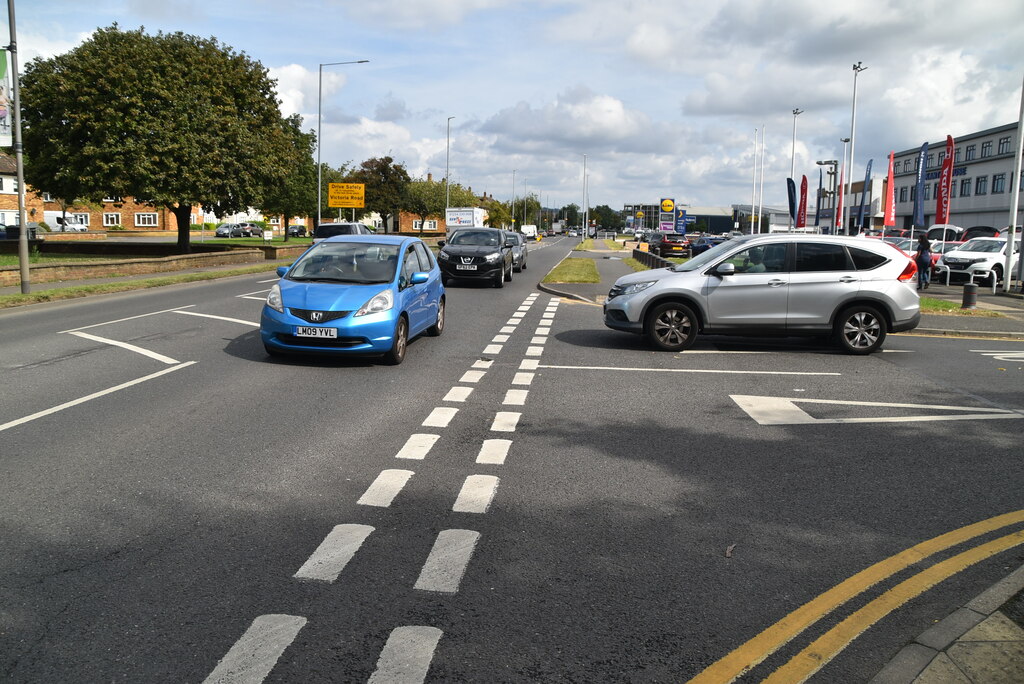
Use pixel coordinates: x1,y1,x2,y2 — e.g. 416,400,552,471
482,197,511,228
592,204,623,230
260,114,316,242
560,203,581,227
404,176,445,230
514,192,541,228
351,156,410,233
21,25,290,252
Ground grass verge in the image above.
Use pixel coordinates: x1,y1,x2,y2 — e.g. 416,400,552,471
602,239,625,251
573,239,594,251
919,296,1003,317
542,258,600,284
0,254,126,267
0,261,291,310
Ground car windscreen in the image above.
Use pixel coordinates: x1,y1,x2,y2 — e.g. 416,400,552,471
449,230,501,246
672,238,738,271
314,224,361,239
958,239,1004,253
287,242,400,283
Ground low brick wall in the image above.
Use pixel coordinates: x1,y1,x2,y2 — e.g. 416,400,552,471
39,232,108,241
0,250,266,287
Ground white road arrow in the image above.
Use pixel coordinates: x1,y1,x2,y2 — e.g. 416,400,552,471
731,394,1023,425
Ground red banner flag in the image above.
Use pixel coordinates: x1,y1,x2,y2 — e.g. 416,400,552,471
835,169,844,230
884,151,896,227
797,175,808,228
936,135,954,224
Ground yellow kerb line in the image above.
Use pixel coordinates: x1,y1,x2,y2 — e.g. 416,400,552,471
763,528,1024,683
686,509,1024,684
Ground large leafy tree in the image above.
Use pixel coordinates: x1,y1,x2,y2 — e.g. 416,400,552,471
21,25,290,252
482,197,511,228
560,203,581,227
592,204,623,230
405,176,479,229
260,114,316,242
351,156,410,233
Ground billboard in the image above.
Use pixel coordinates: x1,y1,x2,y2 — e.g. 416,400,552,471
0,51,11,147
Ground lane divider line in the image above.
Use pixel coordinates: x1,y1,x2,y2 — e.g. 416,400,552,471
68,331,180,364
452,475,500,514
396,434,440,460
530,336,547,345
0,362,196,434
358,470,415,508
443,387,473,403
483,344,503,355
512,372,534,386
293,524,374,583
472,359,494,369
491,412,521,432
477,439,512,465
414,529,481,593
519,359,540,370
367,626,444,684
174,310,259,327
540,364,839,376
536,326,551,335
459,370,486,384
422,408,458,428
58,305,196,334
503,390,528,406
525,346,544,357
499,326,516,334
491,335,510,343
202,614,307,684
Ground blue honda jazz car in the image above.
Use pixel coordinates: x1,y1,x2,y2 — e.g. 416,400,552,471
260,235,445,364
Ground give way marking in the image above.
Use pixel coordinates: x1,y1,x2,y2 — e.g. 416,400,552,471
731,394,1023,425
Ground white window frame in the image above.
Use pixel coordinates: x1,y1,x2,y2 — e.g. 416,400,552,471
425,220,437,231
103,196,122,203
103,213,122,227
72,213,90,226
134,213,159,227
269,216,280,225
42,191,53,201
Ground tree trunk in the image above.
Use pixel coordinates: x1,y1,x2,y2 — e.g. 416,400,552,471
172,204,192,254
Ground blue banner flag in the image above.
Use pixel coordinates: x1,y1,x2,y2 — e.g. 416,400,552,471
787,178,797,221
913,142,928,227
855,158,873,232
814,169,822,227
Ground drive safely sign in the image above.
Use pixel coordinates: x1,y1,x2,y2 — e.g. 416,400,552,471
328,183,365,208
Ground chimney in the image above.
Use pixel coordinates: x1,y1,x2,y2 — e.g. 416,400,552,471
427,172,433,182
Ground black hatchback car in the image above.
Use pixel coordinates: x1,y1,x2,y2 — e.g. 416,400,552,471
437,228,515,288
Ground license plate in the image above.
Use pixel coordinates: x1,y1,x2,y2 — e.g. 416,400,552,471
295,326,337,338
456,264,477,270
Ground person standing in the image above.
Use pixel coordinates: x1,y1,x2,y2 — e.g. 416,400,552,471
915,235,932,290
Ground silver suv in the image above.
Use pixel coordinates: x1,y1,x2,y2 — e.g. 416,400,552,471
604,234,920,354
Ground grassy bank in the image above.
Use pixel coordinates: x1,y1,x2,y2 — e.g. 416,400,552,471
542,258,600,283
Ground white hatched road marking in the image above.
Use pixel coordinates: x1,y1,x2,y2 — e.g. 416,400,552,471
503,390,528,405
519,359,539,370
0,362,197,434
491,334,510,343
477,439,512,465
472,359,494,369
539,364,839,376
512,372,534,385
396,434,440,460
59,305,196,333
69,331,180,364
732,394,1023,425
541,312,555,319
500,326,516,333
536,327,551,335
367,626,444,684
491,412,521,432
525,346,544,356
422,407,458,427
453,475,500,513
483,344,503,355
971,349,1024,362
203,614,306,684
506,319,520,326
358,470,414,507
293,524,374,582
530,337,547,345
459,370,486,383
414,529,481,593
174,310,259,327
443,387,473,402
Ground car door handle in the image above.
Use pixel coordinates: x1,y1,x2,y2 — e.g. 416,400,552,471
839,276,858,283
768,279,786,287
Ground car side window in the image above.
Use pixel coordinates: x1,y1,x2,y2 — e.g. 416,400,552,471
413,242,434,271
400,248,418,288
848,246,889,270
794,243,852,272
722,244,787,273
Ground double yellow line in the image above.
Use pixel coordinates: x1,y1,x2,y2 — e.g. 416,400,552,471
688,510,1024,684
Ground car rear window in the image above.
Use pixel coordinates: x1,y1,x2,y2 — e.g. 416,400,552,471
794,243,852,272
848,246,889,270
314,224,366,239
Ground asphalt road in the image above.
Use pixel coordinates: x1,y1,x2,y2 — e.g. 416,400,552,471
1,236,1023,683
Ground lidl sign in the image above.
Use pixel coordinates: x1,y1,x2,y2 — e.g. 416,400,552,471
661,198,675,213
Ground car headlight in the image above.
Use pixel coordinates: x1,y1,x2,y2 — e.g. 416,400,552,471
618,280,657,296
355,289,394,317
437,250,450,261
484,251,502,263
266,283,284,313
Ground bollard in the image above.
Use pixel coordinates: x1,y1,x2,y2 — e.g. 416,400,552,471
961,282,978,309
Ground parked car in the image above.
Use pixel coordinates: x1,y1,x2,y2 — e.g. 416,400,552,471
647,232,689,258
960,226,1001,241
214,223,240,237
54,219,87,232
313,222,375,243
936,237,1020,286
436,228,514,288
504,231,529,272
926,224,963,242
568,230,579,237
604,234,920,355
688,236,726,255
235,221,263,237
260,234,444,364
287,224,307,237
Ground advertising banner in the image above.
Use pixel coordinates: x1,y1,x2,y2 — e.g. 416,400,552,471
936,135,954,224
884,152,896,227
786,178,797,221
659,198,675,231
856,158,873,231
797,176,808,228
675,209,687,235
913,143,928,226
835,169,844,230
814,169,822,227
0,51,11,148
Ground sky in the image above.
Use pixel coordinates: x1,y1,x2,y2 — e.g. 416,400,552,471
15,0,1024,212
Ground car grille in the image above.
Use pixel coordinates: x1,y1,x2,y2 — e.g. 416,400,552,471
275,334,366,348
288,309,351,323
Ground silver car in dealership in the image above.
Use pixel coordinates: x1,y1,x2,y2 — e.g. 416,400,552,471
604,234,920,354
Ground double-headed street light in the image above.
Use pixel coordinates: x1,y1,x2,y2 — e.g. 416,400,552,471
316,59,369,227
845,61,867,234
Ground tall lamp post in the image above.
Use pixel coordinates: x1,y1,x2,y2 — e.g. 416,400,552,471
839,138,850,234
445,116,455,216
845,61,867,234
511,169,516,229
789,108,803,229
316,59,368,228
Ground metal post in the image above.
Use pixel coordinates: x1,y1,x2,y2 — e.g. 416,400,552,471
839,138,850,234
750,129,757,233
315,60,368,231
790,108,802,230
757,124,765,233
511,169,516,229
445,116,454,216
846,62,867,235
1005,74,1024,292
6,0,29,293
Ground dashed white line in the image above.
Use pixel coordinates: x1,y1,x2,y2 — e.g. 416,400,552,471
503,390,528,405
541,312,555,319
538,364,840,376
203,614,307,684
58,305,196,334
536,327,551,335
500,326,517,333
396,434,440,460
69,331,181,364
490,412,521,432
519,359,539,370
525,346,544,356
477,439,512,465
483,344,503,355
293,524,374,582
443,386,474,402
460,370,486,383
530,337,547,345
358,470,414,507
414,529,481,593
472,359,494,369
174,310,259,327
453,475,500,513
512,372,534,385
367,626,444,684
422,407,458,427
492,334,510,343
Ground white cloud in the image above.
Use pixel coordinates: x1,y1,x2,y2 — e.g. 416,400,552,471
333,0,512,29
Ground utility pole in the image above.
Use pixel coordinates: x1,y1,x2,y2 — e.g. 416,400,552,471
6,0,30,293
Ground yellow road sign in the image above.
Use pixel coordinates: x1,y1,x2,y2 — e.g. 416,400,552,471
329,183,365,208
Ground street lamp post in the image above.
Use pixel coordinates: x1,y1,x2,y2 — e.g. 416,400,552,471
790,108,803,229
316,59,368,229
757,124,765,234
839,138,850,234
445,116,454,216
845,62,867,234
511,169,516,229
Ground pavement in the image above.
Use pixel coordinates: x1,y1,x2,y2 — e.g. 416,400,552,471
4,242,1024,682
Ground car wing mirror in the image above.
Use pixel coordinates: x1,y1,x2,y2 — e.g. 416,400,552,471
438,240,445,248
276,266,289,277
505,240,516,248
410,272,429,285
715,262,736,277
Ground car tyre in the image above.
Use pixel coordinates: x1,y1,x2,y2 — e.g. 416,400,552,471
646,301,698,352
514,261,522,273
986,265,1002,288
504,264,513,282
834,305,886,355
383,316,408,365
493,268,504,288
427,298,445,337
521,260,527,271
